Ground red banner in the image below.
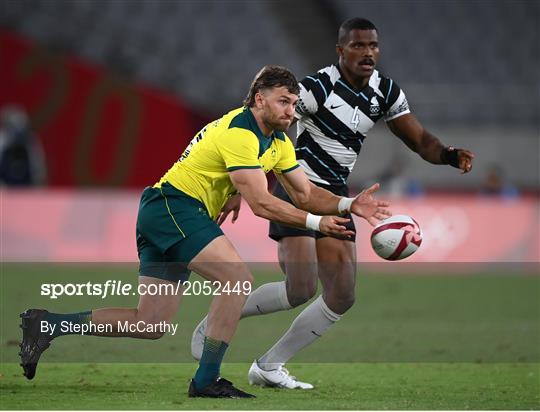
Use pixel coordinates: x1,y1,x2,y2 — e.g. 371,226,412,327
2,190,538,263
0,31,209,187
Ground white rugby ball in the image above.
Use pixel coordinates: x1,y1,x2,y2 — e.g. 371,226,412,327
370,215,422,260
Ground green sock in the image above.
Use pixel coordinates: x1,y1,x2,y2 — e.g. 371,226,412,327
193,337,228,389
43,311,92,338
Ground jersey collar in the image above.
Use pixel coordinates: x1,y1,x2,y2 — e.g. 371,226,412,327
335,63,372,94
245,107,286,141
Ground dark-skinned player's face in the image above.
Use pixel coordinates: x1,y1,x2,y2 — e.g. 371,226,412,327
337,29,379,79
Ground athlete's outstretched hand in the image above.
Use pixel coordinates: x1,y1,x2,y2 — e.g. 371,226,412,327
457,149,475,174
217,193,241,225
319,216,355,238
350,183,392,227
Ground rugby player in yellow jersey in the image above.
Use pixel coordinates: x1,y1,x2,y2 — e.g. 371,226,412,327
18,66,391,399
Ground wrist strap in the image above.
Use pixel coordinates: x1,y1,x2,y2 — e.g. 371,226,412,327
338,197,354,214
305,213,322,231
440,146,460,168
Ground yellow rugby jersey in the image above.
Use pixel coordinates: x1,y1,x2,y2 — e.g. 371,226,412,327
155,107,299,219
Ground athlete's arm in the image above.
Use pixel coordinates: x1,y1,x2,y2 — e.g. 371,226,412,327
276,167,391,226
387,113,474,173
275,167,340,213
228,168,354,237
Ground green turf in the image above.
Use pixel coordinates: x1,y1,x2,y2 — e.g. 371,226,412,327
1,263,539,409
1,362,539,410
1,264,538,363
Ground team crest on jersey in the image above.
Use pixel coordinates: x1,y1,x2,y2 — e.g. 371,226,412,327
369,96,380,117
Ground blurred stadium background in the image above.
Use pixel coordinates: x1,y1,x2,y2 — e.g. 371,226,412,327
1,2,539,409
0,0,539,262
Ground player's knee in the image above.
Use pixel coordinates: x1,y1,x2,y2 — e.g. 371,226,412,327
324,286,356,314
335,291,356,313
287,291,313,308
287,282,317,308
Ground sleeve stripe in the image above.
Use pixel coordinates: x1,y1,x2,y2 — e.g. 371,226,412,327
385,79,393,104
384,109,410,122
306,76,328,100
280,164,300,174
227,165,261,171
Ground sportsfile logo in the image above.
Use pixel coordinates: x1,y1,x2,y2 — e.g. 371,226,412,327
40,280,251,299
40,280,179,299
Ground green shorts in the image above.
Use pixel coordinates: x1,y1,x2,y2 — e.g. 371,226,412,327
136,182,224,283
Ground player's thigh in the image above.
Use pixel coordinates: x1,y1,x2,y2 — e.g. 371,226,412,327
278,236,318,289
138,182,229,283
315,236,357,294
188,235,253,286
137,276,183,323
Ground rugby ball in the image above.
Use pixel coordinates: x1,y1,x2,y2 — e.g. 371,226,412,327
370,215,422,260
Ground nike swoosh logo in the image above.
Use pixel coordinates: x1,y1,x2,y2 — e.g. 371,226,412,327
311,330,322,337
330,104,343,109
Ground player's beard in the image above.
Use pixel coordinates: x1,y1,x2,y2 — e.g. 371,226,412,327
265,112,291,132
273,120,291,132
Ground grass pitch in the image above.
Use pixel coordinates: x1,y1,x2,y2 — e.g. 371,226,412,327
1,362,539,409
1,263,539,409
